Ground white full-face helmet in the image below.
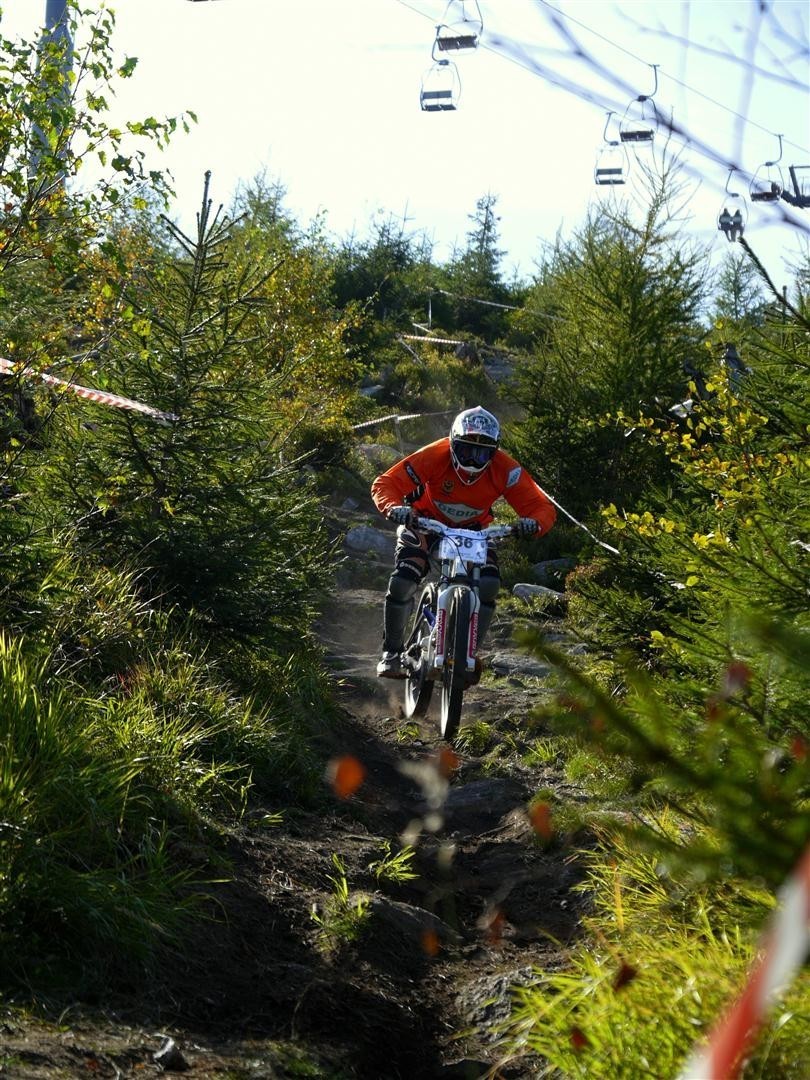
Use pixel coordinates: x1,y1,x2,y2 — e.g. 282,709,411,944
449,406,500,482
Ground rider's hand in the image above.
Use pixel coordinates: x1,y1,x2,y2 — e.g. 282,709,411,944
387,505,414,527
515,517,539,538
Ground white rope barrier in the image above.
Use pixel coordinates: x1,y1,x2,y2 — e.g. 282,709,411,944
534,483,620,555
352,409,453,432
399,333,465,346
434,288,522,311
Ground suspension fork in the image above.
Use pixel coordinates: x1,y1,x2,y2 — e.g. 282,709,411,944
465,566,482,673
434,565,481,673
434,574,451,670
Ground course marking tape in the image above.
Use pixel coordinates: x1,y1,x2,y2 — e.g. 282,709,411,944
534,482,620,555
352,409,452,432
1,357,178,423
400,333,464,346
678,843,810,1079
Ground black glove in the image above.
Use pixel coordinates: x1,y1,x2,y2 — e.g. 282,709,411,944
515,517,539,538
387,505,414,527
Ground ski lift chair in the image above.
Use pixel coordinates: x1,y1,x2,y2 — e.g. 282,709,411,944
717,170,748,242
434,0,483,51
595,112,626,185
619,64,659,144
782,164,810,209
750,135,784,202
420,58,460,111
595,147,626,185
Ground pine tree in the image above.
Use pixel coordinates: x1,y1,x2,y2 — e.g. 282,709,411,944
507,170,707,519
30,174,351,647
442,193,512,341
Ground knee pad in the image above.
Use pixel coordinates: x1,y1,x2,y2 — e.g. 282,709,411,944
478,569,501,607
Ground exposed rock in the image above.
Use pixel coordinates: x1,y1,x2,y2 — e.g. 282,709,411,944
356,443,400,470
360,384,385,398
489,651,552,679
482,352,514,383
454,341,480,364
512,583,565,603
153,1037,190,1071
455,965,539,1032
344,524,396,558
444,778,526,831
370,895,462,946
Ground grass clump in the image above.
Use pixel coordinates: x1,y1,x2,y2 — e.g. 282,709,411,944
310,854,371,957
454,719,496,756
0,618,327,991
0,634,196,987
499,827,810,1078
367,842,418,886
564,747,633,800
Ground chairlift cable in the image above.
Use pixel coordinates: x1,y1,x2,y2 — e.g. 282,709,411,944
535,0,809,155
395,0,808,155
479,24,809,226
393,0,809,230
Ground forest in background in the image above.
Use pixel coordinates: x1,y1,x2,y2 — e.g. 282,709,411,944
1,5,808,1075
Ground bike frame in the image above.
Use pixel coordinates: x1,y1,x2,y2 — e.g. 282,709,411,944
402,516,515,740
415,516,513,679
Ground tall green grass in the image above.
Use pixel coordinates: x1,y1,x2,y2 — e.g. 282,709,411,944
498,827,810,1077
0,620,325,989
0,634,194,985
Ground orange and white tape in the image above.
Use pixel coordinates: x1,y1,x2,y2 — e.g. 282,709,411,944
0,357,178,423
678,843,810,1079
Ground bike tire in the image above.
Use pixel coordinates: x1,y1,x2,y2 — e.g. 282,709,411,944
403,585,435,719
439,587,470,742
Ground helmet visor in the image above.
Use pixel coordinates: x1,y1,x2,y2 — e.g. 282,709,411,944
453,439,496,468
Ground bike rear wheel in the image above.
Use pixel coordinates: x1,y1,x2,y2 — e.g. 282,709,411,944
439,587,470,742
403,585,435,719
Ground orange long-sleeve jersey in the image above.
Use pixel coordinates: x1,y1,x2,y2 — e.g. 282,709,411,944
371,438,556,533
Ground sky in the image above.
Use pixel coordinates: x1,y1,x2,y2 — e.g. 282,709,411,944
1,0,809,286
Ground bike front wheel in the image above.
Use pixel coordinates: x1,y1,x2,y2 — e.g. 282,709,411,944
439,587,471,742
403,585,435,719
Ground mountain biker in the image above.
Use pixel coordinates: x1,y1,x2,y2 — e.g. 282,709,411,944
371,406,556,678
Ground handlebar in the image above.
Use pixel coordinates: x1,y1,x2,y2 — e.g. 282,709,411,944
413,516,516,542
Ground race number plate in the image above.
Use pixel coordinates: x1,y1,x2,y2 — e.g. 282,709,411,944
438,529,488,565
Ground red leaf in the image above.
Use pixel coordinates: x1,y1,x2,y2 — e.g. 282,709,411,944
328,755,366,799
483,907,506,946
529,801,553,839
421,929,440,957
570,1026,589,1051
613,960,639,990
723,660,752,696
706,695,723,722
790,735,808,762
437,747,461,778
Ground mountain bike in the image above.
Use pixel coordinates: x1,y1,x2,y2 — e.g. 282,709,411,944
402,517,515,743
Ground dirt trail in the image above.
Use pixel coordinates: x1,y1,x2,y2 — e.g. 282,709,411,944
1,517,586,1080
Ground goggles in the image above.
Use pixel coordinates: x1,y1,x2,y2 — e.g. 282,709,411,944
453,439,496,468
